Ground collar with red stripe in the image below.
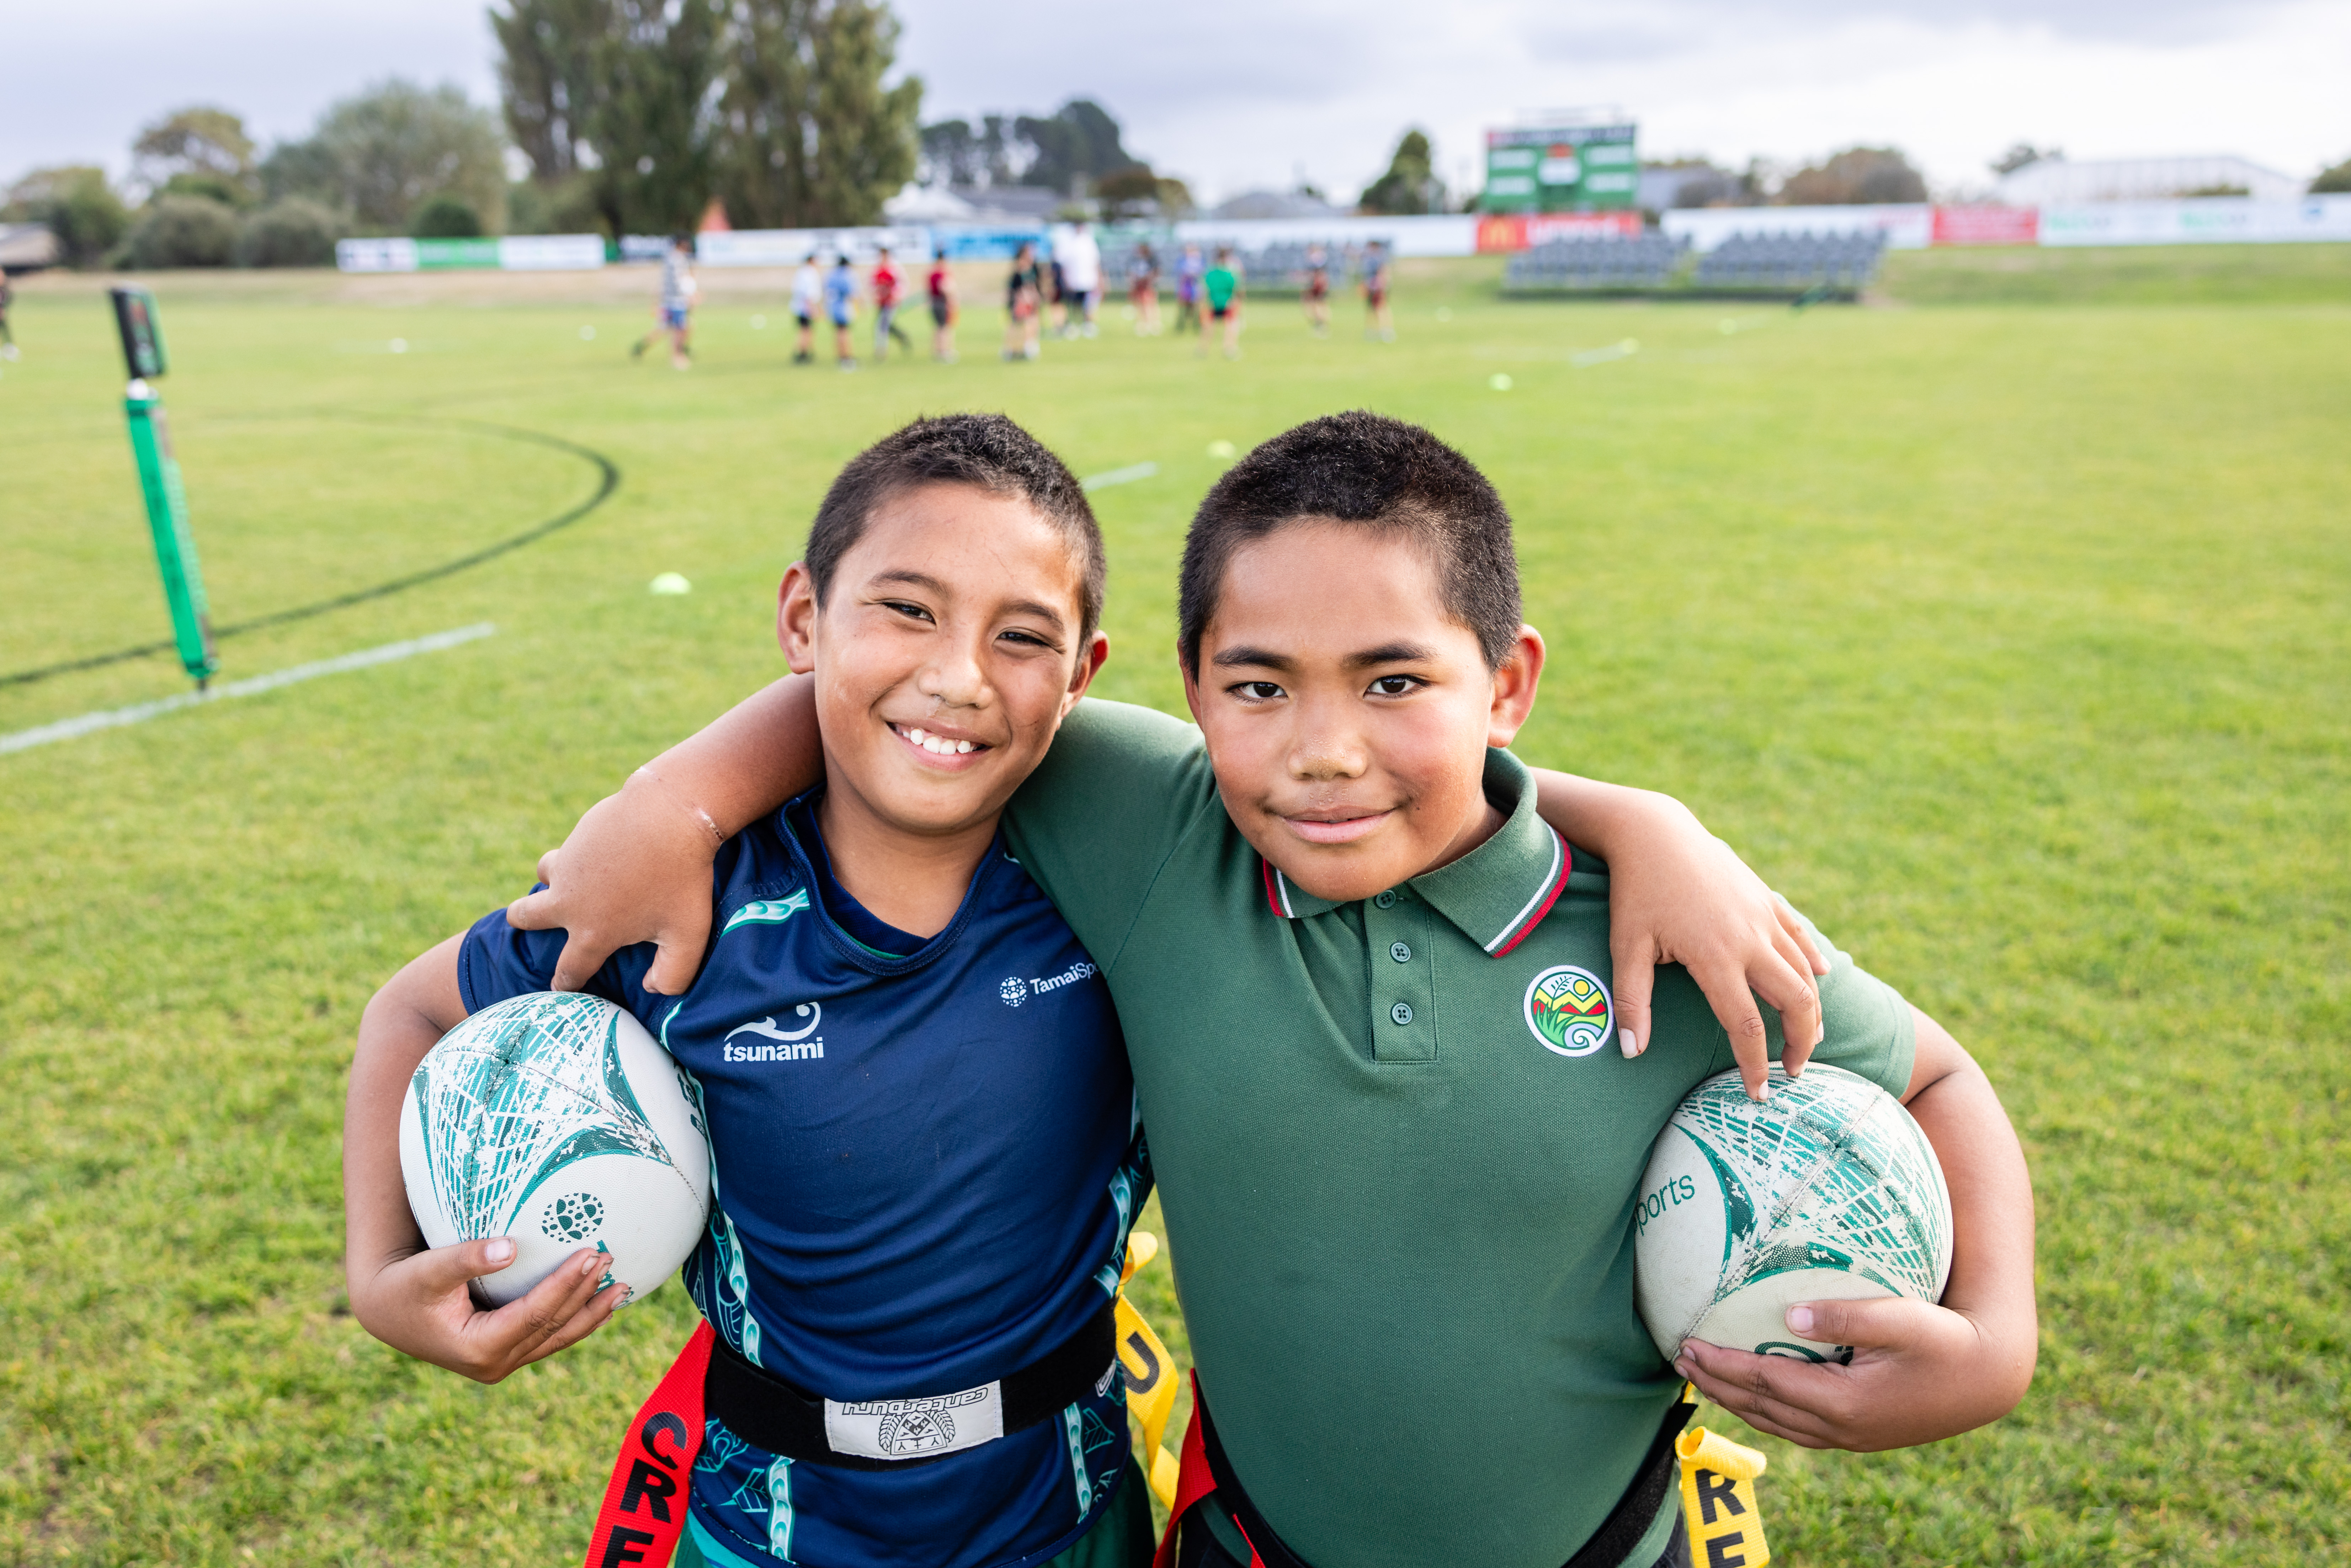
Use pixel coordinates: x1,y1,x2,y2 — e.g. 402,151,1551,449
1257,746,1572,959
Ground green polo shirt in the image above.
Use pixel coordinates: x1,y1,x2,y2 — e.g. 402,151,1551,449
1002,700,1916,1568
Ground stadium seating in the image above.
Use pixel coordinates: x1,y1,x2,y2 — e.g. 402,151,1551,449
1690,230,1886,293
1501,234,1687,293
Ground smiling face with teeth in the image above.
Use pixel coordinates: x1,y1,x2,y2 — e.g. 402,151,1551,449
776,482,1109,935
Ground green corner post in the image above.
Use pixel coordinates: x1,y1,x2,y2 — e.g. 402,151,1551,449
110,284,219,689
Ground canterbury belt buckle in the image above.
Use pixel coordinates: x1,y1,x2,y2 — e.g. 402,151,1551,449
823,1382,1007,1461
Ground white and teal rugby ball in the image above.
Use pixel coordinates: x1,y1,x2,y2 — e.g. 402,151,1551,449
1634,1063,1952,1364
399,992,712,1307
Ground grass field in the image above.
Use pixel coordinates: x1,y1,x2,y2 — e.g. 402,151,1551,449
2,247,2345,1566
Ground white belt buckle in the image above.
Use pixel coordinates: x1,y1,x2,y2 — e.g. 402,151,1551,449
824,1380,1006,1461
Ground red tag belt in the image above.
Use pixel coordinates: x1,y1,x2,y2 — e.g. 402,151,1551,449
583,1322,716,1568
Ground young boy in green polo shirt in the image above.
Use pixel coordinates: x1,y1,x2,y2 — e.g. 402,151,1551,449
515,413,2035,1568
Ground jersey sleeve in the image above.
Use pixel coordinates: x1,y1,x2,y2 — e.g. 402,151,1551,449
1001,698,1219,968
1737,908,1917,1099
456,894,660,1022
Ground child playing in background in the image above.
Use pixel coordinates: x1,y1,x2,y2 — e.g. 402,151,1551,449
1200,248,1241,361
631,234,696,369
1174,245,1204,335
927,248,958,363
1128,243,1161,336
871,246,912,361
791,253,822,365
1004,241,1044,362
1301,244,1330,337
1361,240,1394,342
825,253,858,371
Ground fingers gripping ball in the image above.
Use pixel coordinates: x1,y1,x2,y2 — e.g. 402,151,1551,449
399,992,713,1306
1634,1064,1951,1364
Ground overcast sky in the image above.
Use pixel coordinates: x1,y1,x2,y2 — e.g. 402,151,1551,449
7,0,2346,203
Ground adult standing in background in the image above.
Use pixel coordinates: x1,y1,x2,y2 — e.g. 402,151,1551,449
629,234,696,369
1057,220,1103,338
790,252,822,365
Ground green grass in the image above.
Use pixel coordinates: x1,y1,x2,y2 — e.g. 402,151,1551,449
1880,241,2351,306
2,257,2346,1565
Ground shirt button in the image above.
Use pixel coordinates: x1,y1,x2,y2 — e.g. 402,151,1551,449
1373,890,1397,909
1389,1001,1414,1026
1389,941,1412,964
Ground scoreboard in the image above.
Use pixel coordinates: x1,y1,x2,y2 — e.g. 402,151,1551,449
1482,124,1639,212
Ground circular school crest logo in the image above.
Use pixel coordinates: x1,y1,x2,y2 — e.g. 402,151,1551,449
999,977,1027,1007
1524,965,1613,1058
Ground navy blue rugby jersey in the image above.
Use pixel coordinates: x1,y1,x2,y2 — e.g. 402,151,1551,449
458,791,1150,1568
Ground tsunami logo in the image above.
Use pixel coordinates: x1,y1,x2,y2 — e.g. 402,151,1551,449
723,1003,824,1062
1524,964,1612,1058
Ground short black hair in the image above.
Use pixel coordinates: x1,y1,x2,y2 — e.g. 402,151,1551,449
806,414,1107,644
1177,411,1521,672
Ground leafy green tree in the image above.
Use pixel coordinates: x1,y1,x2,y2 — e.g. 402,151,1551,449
491,0,613,182
271,81,508,234
3,166,131,266
1014,100,1128,196
1359,129,1442,215
122,195,240,268
583,0,723,235
233,199,344,267
411,195,485,236
1780,147,1927,205
2313,156,2351,195
714,0,920,228
133,107,260,205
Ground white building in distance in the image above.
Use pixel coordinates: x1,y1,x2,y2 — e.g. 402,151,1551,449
1999,155,2303,205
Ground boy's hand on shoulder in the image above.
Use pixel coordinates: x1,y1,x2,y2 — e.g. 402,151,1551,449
507,780,717,995
1674,1292,2033,1451
351,1235,624,1384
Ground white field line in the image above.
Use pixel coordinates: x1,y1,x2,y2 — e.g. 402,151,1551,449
1081,461,1158,491
0,623,497,756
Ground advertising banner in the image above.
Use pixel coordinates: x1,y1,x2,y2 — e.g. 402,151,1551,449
697,226,931,266
335,235,606,273
1175,214,1478,257
1482,124,1639,212
930,225,1048,261
1931,206,2039,246
2037,196,2351,246
1475,212,1645,251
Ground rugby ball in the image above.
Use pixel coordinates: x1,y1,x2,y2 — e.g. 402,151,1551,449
399,992,712,1307
1634,1063,1951,1365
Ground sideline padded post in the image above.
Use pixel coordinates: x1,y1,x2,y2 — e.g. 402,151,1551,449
110,285,218,687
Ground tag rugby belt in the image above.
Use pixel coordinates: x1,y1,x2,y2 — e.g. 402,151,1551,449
584,1305,1121,1568
705,1301,1117,1469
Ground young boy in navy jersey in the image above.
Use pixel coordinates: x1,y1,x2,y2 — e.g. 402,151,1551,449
346,418,1155,1568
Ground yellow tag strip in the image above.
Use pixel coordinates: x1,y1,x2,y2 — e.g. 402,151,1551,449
1676,1424,1771,1568
1117,1233,1182,1508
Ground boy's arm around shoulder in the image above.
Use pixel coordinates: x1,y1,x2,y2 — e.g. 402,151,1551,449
1675,1007,2039,1450
1530,768,1829,1094
344,934,624,1381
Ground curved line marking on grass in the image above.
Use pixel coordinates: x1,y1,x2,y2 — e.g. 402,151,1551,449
0,415,621,689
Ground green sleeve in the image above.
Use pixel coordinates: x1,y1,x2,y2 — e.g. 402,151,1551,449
1002,698,1220,969
1728,908,1917,1099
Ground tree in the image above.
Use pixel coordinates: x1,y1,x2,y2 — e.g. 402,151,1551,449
1990,143,2057,177
272,81,509,234
3,166,131,266
122,195,241,268
234,199,344,267
583,0,724,235
1360,128,1442,215
133,107,259,204
713,0,920,228
1014,100,1128,196
1780,147,1927,206
1094,163,1159,220
491,0,613,182
2313,156,2351,195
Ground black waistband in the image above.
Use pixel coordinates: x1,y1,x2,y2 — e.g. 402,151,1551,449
1185,1386,1694,1568
703,1303,1116,1472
